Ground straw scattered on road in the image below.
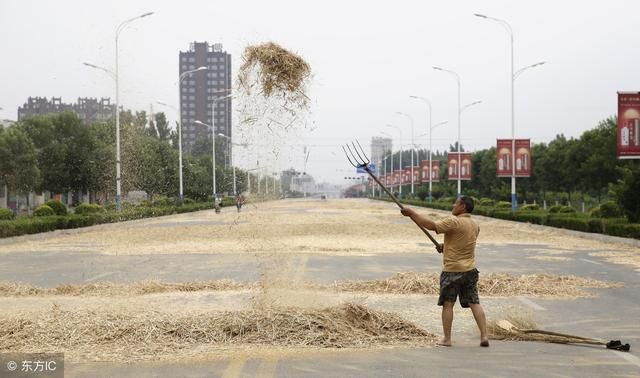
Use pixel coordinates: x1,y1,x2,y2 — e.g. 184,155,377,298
0,303,435,361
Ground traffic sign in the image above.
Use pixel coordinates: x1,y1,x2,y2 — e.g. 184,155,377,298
356,164,376,174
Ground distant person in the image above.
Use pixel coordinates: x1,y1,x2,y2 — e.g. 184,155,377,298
400,196,488,348
214,196,221,214
235,193,244,213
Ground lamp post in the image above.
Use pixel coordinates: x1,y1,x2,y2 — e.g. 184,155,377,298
380,131,394,193
193,93,233,201
385,124,402,196
409,96,449,203
433,66,463,197
419,120,448,202
381,155,390,197
396,112,415,196
216,133,236,194
474,13,545,211
177,66,207,202
193,120,218,201
83,12,154,211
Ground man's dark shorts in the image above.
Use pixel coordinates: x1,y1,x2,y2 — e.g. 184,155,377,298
438,268,480,308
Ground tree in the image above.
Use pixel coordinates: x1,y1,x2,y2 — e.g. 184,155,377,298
0,127,40,201
576,117,618,201
611,164,640,222
19,112,96,199
147,112,172,141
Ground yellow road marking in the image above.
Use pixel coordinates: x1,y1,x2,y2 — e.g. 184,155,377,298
222,354,247,378
256,357,279,378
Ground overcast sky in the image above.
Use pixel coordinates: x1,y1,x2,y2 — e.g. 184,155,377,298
1,0,639,184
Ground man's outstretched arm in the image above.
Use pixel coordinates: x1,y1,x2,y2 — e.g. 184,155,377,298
400,208,437,231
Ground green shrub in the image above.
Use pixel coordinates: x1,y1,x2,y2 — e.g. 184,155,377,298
479,198,494,207
599,201,622,218
604,221,640,239
547,215,589,232
520,204,540,211
514,211,546,224
559,206,577,213
45,200,67,216
496,201,512,209
587,218,604,233
416,188,429,202
492,210,515,221
74,203,105,216
33,205,55,217
589,207,602,218
152,195,174,207
437,197,456,205
221,196,235,207
139,200,153,207
549,205,563,213
473,206,492,217
0,208,14,220
182,198,195,205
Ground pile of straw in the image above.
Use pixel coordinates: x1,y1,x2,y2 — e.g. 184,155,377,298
0,273,621,298
331,272,621,297
237,42,311,107
0,304,435,360
0,280,251,297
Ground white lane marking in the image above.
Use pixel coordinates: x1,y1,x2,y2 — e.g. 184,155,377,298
614,350,640,368
516,296,546,311
83,271,116,283
580,258,602,265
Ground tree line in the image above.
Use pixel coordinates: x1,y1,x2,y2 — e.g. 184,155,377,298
0,111,278,206
379,116,639,221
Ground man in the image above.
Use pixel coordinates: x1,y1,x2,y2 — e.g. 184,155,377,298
235,193,244,213
401,196,489,347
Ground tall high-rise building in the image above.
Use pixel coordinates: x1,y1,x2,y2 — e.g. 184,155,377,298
179,42,232,160
371,136,392,172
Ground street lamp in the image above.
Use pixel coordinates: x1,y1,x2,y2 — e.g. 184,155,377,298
427,120,448,202
193,93,233,201
115,12,153,210
193,120,218,201
216,133,236,194
380,131,394,194
385,124,402,196
409,95,434,201
83,11,154,211
396,112,415,196
475,13,545,211
433,65,463,197
177,66,208,202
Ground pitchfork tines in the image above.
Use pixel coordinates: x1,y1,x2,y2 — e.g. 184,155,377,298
342,140,370,169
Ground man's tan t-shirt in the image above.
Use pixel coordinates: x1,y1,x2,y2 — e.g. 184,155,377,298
434,213,479,272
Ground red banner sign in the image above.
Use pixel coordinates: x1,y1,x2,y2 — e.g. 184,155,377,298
447,153,472,180
412,166,420,184
496,139,531,177
420,160,440,183
403,168,412,185
618,92,640,159
393,170,402,186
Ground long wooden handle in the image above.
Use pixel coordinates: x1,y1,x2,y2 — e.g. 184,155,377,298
363,167,440,248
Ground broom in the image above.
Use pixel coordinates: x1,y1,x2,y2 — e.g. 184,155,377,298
491,318,630,352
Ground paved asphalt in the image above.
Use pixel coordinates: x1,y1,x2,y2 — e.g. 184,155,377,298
1,206,639,377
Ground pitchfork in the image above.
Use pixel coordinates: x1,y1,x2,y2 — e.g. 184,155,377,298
342,141,442,253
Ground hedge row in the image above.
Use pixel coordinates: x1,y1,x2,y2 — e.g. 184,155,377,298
0,202,218,239
374,198,640,240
